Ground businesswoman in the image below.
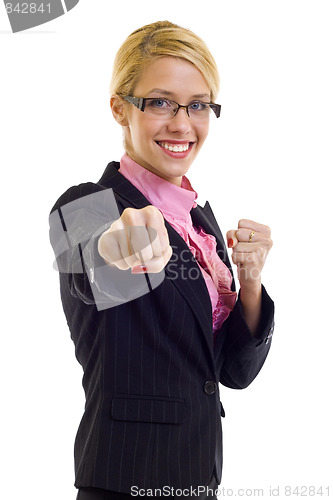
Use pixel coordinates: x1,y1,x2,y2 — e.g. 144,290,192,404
50,20,274,500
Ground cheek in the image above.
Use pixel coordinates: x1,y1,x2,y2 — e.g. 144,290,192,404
196,123,209,145
132,118,157,143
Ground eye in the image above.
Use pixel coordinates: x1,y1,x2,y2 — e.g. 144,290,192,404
147,99,171,108
189,101,209,112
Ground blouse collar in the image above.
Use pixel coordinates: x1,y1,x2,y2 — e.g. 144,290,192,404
119,154,198,221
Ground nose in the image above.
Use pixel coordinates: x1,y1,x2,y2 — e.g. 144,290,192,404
167,107,192,134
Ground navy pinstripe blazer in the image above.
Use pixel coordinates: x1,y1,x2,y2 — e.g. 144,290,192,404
50,161,274,493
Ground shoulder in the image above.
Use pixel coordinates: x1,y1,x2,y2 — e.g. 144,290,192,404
50,182,103,214
49,162,122,215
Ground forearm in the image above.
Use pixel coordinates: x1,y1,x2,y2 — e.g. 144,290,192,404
239,280,262,336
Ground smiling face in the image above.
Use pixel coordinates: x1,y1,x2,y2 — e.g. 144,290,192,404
112,57,211,186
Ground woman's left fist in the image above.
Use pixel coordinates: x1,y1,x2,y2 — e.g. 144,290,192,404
226,219,273,288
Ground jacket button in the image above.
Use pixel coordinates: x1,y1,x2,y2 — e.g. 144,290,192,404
204,381,217,395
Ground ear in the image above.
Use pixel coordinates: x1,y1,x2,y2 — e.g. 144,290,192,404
110,95,129,126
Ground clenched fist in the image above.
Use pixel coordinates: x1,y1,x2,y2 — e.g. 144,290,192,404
98,205,173,274
226,219,273,288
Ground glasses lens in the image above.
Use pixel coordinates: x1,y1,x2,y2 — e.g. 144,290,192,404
188,102,212,119
144,99,175,116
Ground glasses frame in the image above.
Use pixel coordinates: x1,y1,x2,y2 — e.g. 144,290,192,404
123,96,221,119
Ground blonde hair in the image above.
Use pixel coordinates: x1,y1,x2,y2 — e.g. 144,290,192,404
110,20,220,101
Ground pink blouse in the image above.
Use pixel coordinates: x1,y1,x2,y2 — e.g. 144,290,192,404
119,154,237,334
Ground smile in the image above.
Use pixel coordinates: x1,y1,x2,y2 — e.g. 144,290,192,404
157,141,190,153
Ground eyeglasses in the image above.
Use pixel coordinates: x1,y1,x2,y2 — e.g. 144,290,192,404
123,96,221,119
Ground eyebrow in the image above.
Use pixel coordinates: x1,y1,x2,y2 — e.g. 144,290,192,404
145,88,211,100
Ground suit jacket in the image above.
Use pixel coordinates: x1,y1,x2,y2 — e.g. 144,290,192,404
49,161,274,494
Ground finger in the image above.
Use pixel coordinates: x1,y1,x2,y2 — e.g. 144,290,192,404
143,207,171,254
232,251,256,265
238,219,271,236
226,229,238,248
124,206,169,255
235,228,255,243
129,225,155,263
235,228,272,244
129,225,169,268
98,229,131,270
234,239,273,254
147,225,163,257
132,244,173,274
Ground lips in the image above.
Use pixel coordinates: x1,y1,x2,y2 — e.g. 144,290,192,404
155,141,194,157
157,141,190,152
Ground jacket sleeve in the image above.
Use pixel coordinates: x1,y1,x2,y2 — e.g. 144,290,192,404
49,184,164,310
192,200,275,390
216,284,275,389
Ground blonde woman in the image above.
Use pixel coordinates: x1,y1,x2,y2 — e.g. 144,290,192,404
50,21,274,500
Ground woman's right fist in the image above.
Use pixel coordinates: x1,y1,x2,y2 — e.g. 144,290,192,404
98,205,173,274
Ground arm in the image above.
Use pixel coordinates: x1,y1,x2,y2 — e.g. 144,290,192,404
227,219,273,336
49,184,139,308
239,281,262,335
216,219,274,389
49,185,170,310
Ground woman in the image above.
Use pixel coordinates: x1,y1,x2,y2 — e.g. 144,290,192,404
50,20,274,500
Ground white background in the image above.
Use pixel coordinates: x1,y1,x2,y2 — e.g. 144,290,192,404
1,1,332,498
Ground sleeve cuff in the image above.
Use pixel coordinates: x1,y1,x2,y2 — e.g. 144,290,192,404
227,284,275,351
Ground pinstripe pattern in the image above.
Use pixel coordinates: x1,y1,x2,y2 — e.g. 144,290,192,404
50,162,274,494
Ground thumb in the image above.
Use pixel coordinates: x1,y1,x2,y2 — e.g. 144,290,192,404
226,230,238,248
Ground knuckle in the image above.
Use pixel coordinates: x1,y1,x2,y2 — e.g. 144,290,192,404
98,231,114,254
109,218,123,231
262,224,271,235
143,205,161,219
238,218,253,228
262,237,273,250
143,204,158,213
119,207,138,225
140,206,165,229
121,207,136,218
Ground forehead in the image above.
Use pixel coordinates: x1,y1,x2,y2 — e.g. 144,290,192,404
133,57,211,99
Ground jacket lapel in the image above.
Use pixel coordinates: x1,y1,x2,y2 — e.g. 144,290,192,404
191,201,235,290
163,220,214,341
98,162,224,349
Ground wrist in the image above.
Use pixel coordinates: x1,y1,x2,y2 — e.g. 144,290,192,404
239,281,262,336
240,278,262,296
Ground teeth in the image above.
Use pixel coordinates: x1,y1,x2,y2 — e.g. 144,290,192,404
159,142,190,152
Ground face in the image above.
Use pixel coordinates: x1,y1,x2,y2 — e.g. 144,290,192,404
113,57,211,186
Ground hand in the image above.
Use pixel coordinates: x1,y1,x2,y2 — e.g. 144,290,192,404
226,219,273,290
98,205,173,274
